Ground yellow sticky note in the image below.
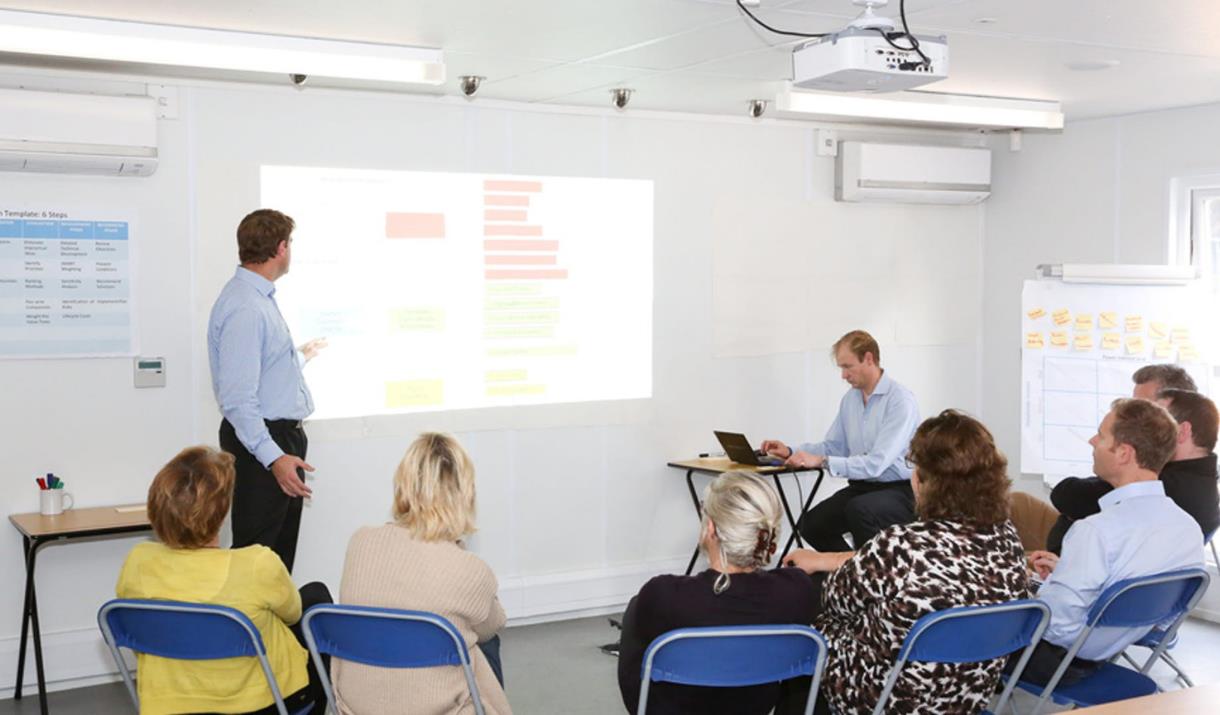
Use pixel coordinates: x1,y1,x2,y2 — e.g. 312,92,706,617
1125,315,1143,333
1098,312,1118,329
1052,309,1072,326
1074,334,1095,351
1027,307,1046,320
1150,322,1168,340
1125,335,1145,355
1025,332,1045,349
1154,341,1174,359
1101,333,1121,351
1180,345,1201,362
1074,314,1094,331
1050,331,1069,348
1171,327,1191,345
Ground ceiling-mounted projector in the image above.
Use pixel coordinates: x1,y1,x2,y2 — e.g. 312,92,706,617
792,26,948,92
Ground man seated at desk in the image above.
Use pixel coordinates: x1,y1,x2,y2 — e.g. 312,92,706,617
762,330,920,552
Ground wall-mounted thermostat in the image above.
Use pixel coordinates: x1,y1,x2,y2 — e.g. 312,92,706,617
134,357,166,388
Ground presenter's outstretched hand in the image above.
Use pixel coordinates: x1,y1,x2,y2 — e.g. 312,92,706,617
271,454,315,498
299,337,329,363
761,440,792,459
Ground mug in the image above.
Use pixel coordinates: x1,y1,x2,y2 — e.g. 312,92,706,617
39,490,74,516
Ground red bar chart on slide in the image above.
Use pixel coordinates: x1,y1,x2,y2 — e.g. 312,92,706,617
262,165,653,419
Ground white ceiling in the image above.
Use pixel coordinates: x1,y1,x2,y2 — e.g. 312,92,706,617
1,0,1219,122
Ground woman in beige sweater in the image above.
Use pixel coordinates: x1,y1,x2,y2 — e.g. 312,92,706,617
336,432,511,715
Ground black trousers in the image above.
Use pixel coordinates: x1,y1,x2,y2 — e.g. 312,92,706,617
196,581,334,715
799,480,915,552
221,418,308,573
1005,640,1101,689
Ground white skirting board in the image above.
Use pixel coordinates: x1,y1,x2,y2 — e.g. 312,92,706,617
0,556,690,698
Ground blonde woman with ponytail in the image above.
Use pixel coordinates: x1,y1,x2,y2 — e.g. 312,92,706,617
337,432,511,715
617,472,817,715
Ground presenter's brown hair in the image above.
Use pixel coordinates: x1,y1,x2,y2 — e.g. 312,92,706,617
393,432,478,542
908,410,1010,527
147,446,236,549
833,330,881,365
237,208,294,264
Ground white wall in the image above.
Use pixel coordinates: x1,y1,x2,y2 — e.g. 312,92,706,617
983,102,1220,479
1,77,983,695
982,103,1220,615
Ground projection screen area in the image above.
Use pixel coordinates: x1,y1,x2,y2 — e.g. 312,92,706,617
262,166,654,420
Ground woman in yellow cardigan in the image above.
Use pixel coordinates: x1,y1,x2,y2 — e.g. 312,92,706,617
116,446,332,715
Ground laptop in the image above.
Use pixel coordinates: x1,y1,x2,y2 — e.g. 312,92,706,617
713,431,785,469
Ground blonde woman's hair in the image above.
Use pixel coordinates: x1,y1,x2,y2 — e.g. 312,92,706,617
702,471,783,570
392,432,477,542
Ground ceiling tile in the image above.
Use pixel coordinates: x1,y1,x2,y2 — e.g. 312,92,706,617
913,0,1220,59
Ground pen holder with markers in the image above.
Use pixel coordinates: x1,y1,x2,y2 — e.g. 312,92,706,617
37,474,73,516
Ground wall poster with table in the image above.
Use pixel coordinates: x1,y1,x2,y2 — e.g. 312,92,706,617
0,207,135,358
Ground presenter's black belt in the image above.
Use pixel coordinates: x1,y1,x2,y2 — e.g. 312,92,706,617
266,418,305,429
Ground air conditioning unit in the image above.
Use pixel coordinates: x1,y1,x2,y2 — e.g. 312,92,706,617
0,88,158,176
835,141,990,205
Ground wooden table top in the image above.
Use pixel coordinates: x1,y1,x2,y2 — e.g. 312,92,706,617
1072,681,1220,713
9,503,150,539
666,456,814,475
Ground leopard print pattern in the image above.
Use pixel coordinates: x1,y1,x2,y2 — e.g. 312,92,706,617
816,519,1029,714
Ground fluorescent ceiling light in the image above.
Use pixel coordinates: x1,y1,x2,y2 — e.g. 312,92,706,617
777,84,1063,130
0,9,444,85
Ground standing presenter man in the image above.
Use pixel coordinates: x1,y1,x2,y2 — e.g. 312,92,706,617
762,330,921,552
208,209,326,572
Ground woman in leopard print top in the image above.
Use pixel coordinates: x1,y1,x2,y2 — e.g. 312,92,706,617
788,409,1029,715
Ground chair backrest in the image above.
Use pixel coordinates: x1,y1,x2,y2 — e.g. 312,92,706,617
873,600,1051,715
637,625,827,715
1029,568,1211,715
97,598,291,715
302,604,484,715
1085,569,1210,629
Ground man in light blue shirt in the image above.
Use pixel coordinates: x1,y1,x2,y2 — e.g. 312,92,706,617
207,209,326,572
762,330,920,551
1018,398,1204,687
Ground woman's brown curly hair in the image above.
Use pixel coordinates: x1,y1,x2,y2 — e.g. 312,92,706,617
147,446,236,549
908,409,1010,527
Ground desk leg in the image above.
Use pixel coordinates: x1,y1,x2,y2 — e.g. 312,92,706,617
15,536,49,715
684,470,703,576
770,473,802,555
14,536,31,699
779,469,825,562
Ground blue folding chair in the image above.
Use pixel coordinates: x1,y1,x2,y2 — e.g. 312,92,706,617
1120,530,1218,687
302,604,484,715
1018,568,1210,715
97,598,312,715
637,624,827,715
872,599,1051,715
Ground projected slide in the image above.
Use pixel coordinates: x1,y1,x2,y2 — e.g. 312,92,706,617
262,166,653,419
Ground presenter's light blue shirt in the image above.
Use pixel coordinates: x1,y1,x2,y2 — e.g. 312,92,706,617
207,267,313,468
1037,480,1203,660
796,372,919,483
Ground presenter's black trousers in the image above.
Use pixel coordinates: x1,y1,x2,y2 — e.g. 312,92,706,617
220,418,308,573
798,479,915,552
